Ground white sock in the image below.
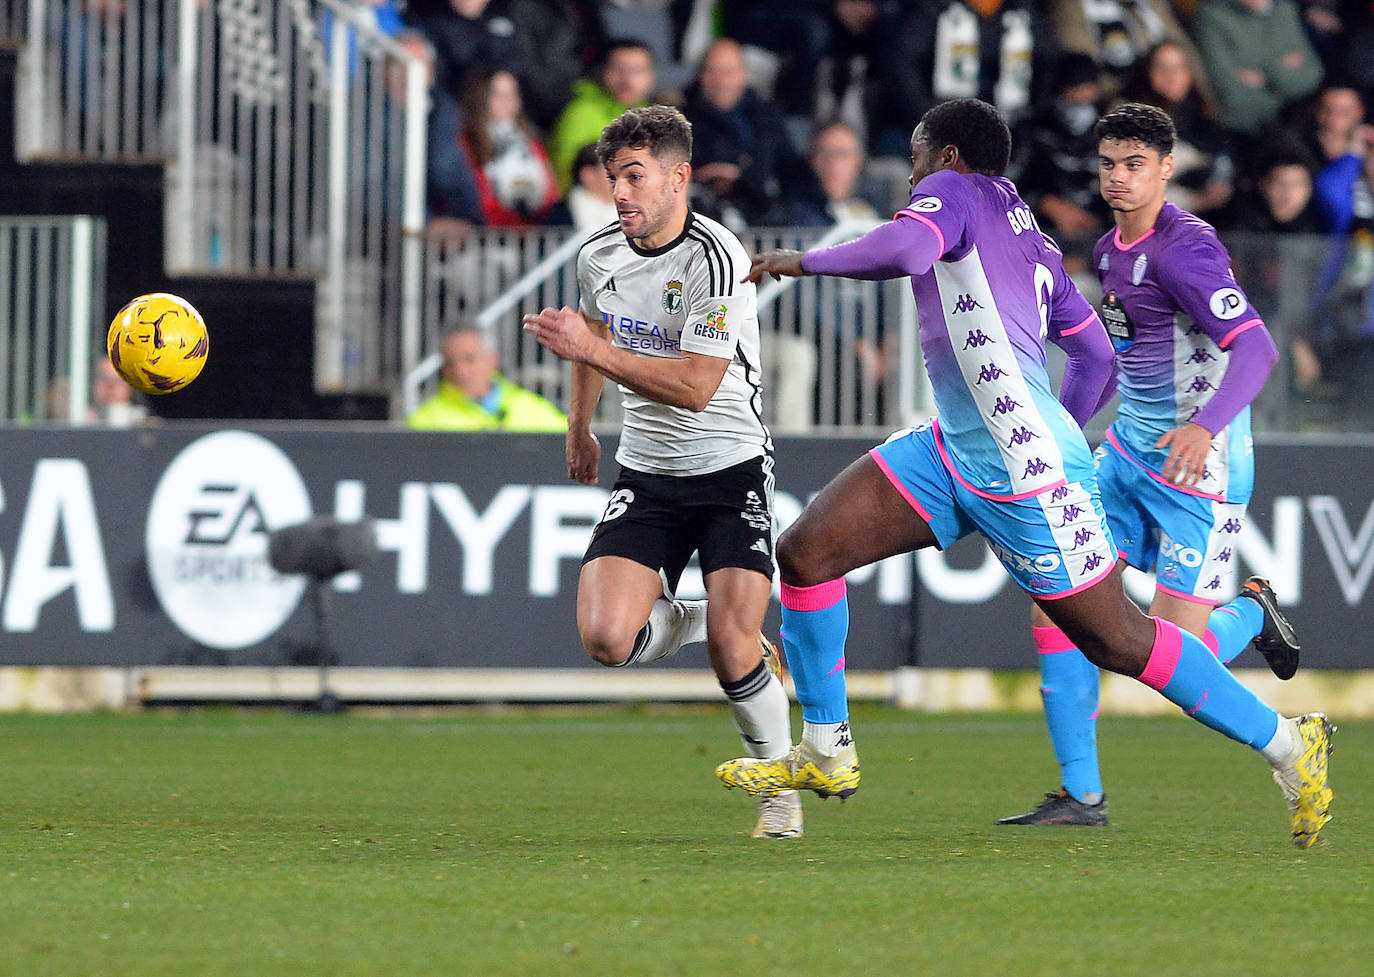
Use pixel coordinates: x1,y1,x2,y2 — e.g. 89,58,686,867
722,663,792,760
802,719,852,757
622,598,701,666
1260,715,1298,764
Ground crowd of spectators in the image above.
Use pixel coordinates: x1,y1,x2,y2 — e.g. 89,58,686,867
369,0,1373,427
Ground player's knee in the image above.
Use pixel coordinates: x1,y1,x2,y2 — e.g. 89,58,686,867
775,526,824,587
580,623,636,667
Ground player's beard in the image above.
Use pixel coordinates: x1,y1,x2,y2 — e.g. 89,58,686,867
620,188,675,245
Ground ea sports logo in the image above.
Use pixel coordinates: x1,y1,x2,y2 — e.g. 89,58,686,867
146,430,312,649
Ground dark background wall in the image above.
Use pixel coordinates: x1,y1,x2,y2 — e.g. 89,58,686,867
0,427,1369,669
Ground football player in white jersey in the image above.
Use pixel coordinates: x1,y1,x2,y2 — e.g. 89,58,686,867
523,106,799,839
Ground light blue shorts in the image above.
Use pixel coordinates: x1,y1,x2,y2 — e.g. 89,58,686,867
870,423,1118,598
1094,439,1247,605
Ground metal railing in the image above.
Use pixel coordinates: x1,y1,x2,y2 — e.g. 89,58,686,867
0,215,105,423
401,223,931,434
10,0,428,392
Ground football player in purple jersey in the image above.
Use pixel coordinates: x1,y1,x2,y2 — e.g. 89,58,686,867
715,98,1333,848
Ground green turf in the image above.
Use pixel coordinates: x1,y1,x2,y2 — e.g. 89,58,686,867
2,705,1368,977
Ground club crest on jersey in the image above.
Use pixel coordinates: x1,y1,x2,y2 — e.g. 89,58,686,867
1098,253,1110,272
663,279,683,314
1131,254,1147,285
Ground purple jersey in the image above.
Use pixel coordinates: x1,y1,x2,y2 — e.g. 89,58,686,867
1093,202,1259,503
898,170,1100,498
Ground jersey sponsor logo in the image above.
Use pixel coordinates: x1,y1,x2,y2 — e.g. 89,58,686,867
909,196,943,213
692,303,729,339
1131,253,1147,285
951,293,984,315
1208,287,1246,320
1099,289,1135,353
603,312,681,352
663,279,682,314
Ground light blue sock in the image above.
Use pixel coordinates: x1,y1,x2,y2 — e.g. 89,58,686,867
780,579,850,725
1035,627,1103,801
1204,597,1264,665
1140,618,1279,749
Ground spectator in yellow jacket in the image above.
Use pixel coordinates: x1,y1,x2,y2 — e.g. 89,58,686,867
407,320,567,432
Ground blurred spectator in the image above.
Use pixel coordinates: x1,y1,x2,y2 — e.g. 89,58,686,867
407,0,584,130
1118,41,1237,221
1327,3,1374,94
1229,142,1322,232
777,121,883,227
865,0,1048,157
681,38,803,227
389,31,485,240
407,320,567,431
819,0,902,151
1009,53,1112,246
1304,84,1373,234
1193,0,1323,138
549,39,656,192
718,1,832,122
1047,0,1208,101
46,358,148,427
458,69,560,226
545,143,619,230
1224,143,1326,415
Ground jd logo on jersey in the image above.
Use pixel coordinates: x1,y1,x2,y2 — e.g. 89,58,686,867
663,279,683,314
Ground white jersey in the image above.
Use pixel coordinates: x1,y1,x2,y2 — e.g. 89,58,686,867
576,212,772,476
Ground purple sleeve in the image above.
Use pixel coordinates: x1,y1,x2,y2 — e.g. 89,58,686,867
800,217,944,281
1055,314,1117,429
1190,322,1278,433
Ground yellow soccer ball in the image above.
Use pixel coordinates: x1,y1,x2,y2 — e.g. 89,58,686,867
107,292,209,395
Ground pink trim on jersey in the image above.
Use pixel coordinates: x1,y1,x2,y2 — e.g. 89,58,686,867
1138,618,1183,690
867,447,936,522
1155,581,1219,606
1033,626,1079,654
1113,226,1157,250
932,420,1068,502
1060,311,1100,337
1104,429,1225,502
895,209,946,256
1033,554,1118,600
1218,317,1262,349
781,579,847,613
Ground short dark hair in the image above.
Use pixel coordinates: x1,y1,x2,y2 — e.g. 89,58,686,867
1094,102,1176,156
596,104,693,167
916,99,1012,176
598,38,653,71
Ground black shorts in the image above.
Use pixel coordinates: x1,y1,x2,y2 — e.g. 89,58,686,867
582,455,776,594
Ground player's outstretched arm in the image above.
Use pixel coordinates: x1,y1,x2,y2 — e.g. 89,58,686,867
742,250,807,284
524,306,729,412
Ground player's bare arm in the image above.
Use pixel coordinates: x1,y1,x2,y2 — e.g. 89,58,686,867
563,316,609,485
742,249,807,284
524,306,730,412
1156,421,1213,487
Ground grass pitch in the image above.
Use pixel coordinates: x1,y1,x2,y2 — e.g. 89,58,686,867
2,704,1368,977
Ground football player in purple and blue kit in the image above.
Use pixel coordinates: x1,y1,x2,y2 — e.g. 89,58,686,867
715,98,1335,848
999,102,1308,827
